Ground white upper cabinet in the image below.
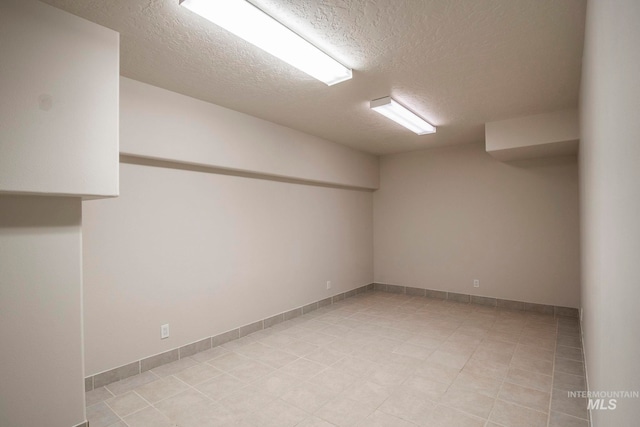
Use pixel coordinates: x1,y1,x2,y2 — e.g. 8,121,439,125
0,0,119,198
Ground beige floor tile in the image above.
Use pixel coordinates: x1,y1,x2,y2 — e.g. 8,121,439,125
472,348,514,366
440,387,495,419
123,406,174,427
550,388,589,420
308,367,358,393
462,358,509,380
195,373,246,400
331,355,379,377
296,415,338,426
281,382,335,413
426,350,470,370
341,379,391,406
104,391,148,417
151,357,198,377
367,365,411,386
403,375,450,402
154,388,211,420
298,331,337,346
243,398,308,427
86,402,122,427
251,371,299,397
510,355,554,376
255,348,300,369
498,382,550,412
513,344,554,362
426,404,486,427
279,358,327,381
505,367,552,392
134,376,189,404
354,409,417,427
105,371,159,396
305,348,346,366
315,396,376,427
84,292,589,427
414,361,461,385
522,336,556,351
489,399,547,427
556,345,584,361
378,388,436,426
392,342,434,360
552,371,586,392
549,410,589,427
173,363,223,386
190,345,230,363
259,333,298,348
450,371,502,398
207,352,252,372
405,334,445,349
86,387,115,407
170,401,246,427
234,341,276,359
554,357,585,376
280,340,321,357
226,359,275,382
219,385,276,414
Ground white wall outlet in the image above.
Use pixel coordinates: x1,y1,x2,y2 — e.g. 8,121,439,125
326,281,332,290
473,279,480,288
161,324,169,339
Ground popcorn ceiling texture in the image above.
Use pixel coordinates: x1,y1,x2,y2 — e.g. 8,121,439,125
41,0,586,154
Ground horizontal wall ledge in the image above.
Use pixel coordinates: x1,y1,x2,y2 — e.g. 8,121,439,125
120,155,375,192
485,109,579,161
120,78,379,190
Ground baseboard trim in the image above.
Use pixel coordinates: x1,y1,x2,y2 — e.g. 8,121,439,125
85,283,375,391
73,421,88,427
372,282,579,318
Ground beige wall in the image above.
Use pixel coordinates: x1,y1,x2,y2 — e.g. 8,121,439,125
0,0,119,198
580,0,640,424
82,78,376,376
82,162,373,375
120,78,378,190
0,196,85,427
374,142,580,307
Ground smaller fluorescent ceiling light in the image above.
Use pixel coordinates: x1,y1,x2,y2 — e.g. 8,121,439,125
370,96,436,135
180,0,352,86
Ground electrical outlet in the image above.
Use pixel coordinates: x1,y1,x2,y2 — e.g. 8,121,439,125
473,279,480,288
326,281,332,290
161,324,169,339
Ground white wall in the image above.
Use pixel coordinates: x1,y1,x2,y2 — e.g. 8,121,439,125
82,78,375,376
580,0,640,424
83,162,373,375
0,0,119,198
374,142,580,307
120,78,378,190
485,109,579,161
0,196,85,427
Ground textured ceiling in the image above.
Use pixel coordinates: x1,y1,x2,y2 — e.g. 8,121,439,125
40,0,586,155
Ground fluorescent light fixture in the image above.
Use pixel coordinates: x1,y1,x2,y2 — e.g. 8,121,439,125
180,0,352,86
370,96,436,135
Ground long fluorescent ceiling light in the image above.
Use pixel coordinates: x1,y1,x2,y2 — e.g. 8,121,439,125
370,97,436,135
180,0,352,86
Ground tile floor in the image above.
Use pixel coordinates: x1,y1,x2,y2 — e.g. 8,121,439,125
85,291,589,427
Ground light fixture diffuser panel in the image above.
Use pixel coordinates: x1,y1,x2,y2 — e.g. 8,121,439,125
370,96,436,135
180,0,352,86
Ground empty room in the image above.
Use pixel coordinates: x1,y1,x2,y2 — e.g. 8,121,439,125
1,0,638,426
